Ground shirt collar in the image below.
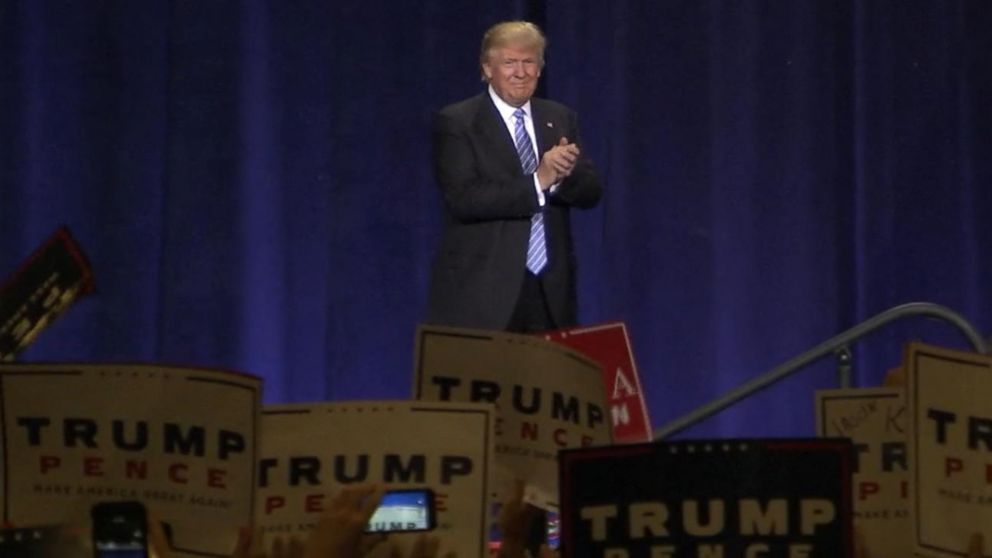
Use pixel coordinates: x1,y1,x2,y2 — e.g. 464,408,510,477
488,85,532,123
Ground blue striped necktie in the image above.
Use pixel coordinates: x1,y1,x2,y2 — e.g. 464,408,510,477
513,108,548,275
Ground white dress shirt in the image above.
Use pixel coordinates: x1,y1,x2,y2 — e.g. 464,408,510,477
488,86,555,206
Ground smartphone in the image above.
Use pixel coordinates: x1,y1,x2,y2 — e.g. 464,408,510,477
90,502,149,558
364,488,436,533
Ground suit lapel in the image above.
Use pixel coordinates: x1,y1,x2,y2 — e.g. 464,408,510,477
473,94,524,173
531,99,559,155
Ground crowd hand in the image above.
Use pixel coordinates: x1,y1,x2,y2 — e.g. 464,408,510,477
267,537,306,558
149,520,265,558
388,533,454,558
497,480,543,558
233,485,385,558
537,137,580,188
229,527,270,558
302,484,386,558
144,485,439,558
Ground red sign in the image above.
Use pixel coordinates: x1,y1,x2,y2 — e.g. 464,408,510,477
539,322,652,443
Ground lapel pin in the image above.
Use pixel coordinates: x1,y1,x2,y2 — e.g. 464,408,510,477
546,121,553,128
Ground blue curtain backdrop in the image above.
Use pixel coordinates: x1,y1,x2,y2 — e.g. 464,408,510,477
1,1,989,437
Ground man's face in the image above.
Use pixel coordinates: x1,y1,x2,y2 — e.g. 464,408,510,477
483,43,542,107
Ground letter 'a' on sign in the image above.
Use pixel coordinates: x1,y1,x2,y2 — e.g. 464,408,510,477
557,439,854,558
0,227,95,361
538,322,653,444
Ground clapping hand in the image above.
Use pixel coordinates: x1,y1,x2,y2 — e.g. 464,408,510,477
537,137,580,188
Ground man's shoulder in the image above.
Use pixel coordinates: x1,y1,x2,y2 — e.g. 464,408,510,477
434,93,576,128
437,93,490,121
531,96,576,118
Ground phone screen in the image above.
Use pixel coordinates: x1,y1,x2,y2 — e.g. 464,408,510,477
365,489,436,533
91,502,149,558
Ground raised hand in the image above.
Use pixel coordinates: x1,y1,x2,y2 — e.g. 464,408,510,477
497,480,543,558
304,484,386,558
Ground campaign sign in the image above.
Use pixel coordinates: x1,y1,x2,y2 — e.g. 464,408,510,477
540,322,652,444
0,227,94,361
414,325,613,510
908,343,992,557
0,363,260,558
559,440,853,558
816,388,908,558
257,401,493,558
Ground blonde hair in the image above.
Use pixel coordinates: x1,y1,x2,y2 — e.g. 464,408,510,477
479,21,547,80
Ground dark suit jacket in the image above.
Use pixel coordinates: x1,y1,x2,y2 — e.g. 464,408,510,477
426,92,602,330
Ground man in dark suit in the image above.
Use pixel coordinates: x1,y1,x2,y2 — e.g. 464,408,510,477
427,21,602,334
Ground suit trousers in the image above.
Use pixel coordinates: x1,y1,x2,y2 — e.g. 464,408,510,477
506,271,556,333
